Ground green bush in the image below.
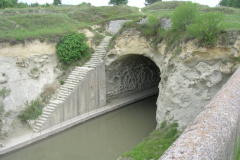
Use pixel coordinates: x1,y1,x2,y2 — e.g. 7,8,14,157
56,32,90,64
0,87,11,99
18,98,44,122
187,12,225,45
171,2,197,31
141,15,159,37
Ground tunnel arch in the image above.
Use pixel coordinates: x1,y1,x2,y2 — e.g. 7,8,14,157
105,54,161,100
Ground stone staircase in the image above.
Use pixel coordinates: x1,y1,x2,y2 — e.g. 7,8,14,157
33,36,111,133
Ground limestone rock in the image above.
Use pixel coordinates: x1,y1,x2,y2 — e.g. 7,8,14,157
220,62,233,74
106,29,238,129
16,58,29,68
0,74,8,84
0,143,5,148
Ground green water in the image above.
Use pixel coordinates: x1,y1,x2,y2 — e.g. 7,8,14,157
0,96,157,160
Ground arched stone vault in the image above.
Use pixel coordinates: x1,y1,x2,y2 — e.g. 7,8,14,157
106,54,161,100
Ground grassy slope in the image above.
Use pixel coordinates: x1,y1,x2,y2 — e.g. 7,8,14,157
142,1,240,31
0,5,141,42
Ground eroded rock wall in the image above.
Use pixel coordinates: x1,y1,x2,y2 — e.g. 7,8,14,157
106,28,240,129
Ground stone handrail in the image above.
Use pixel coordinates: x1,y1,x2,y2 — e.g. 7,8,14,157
160,67,240,159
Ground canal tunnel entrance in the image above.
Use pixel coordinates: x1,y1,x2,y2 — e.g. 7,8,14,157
106,55,161,100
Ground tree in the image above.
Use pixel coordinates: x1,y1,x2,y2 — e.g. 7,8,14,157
108,0,128,5
0,0,18,9
219,0,229,6
233,0,240,7
53,0,61,5
171,2,197,31
144,0,162,6
219,0,240,7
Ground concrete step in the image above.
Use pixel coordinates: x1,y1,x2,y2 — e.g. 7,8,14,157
39,117,47,121
46,106,55,110
59,87,72,92
44,108,54,112
48,103,57,107
57,97,65,101
63,83,76,87
33,126,40,132
42,111,51,115
59,90,71,95
65,80,80,84
41,114,49,118
58,92,69,97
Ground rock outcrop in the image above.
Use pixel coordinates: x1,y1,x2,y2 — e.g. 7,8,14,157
106,28,240,129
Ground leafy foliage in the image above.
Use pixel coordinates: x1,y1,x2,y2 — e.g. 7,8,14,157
141,15,160,37
0,0,18,9
122,122,180,160
18,98,44,121
171,2,198,31
0,87,11,99
144,0,162,6
56,32,90,64
219,0,240,8
187,12,225,45
53,0,61,5
108,0,128,5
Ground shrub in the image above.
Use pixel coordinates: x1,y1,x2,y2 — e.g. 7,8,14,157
140,15,159,37
0,87,11,99
91,32,104,46
187,12,225,45
171,2,198,31
56,32,91,64
40,83,57,103
18,98,44,122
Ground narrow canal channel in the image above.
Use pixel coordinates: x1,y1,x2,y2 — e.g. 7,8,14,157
0,95,157,160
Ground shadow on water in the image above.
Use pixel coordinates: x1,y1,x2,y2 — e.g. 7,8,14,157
0,95,158,160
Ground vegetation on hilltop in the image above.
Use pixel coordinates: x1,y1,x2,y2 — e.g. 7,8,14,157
108,0,128,6
0,4,141,43
114,1,239,52
144,0,162,6
219,0,240,8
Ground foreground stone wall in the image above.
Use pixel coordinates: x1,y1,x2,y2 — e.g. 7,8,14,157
160,67,240,159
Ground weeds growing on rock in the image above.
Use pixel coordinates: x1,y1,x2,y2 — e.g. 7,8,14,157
18,98,44,122
91,32,104,46
122,121,180,160
0,87,11,99
18,83,57,122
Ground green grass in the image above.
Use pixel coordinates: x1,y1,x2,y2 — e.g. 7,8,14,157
18,98,44,121
0,5,141,42
141,1,240,32
233,137,240,160
122,121,180,160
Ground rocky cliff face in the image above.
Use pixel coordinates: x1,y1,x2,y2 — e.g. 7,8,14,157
106,28,240,129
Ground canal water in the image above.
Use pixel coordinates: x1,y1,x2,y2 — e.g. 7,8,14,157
0,95,157,160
